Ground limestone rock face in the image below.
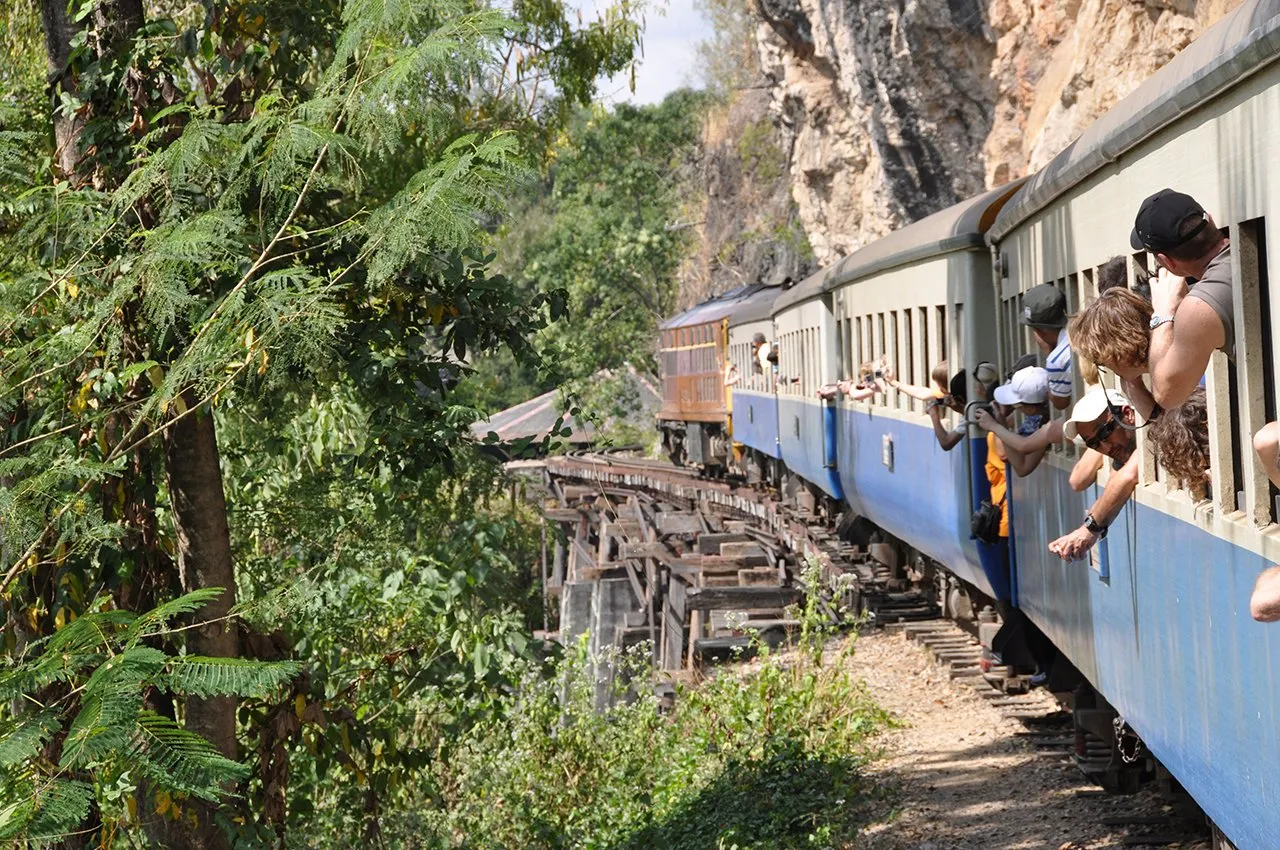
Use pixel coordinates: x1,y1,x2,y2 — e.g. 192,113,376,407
678,88,818,309
752,0,1244,266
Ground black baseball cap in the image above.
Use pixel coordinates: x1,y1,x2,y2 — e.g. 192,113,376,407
1020,283,1067,329
1130,188,1207,253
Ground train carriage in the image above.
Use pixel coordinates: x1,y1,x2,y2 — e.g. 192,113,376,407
657,284,776,470
772,270,844,504
987,3,1280,845
826,182,1025,601
726,284,783,482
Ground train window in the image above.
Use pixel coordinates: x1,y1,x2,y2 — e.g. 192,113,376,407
888,310,900,411
865,312,875,366
903,313,916,413
1231,217,1276,525
840,317,849,381
835,319,845,383
918,307,930,385
937,304,948,366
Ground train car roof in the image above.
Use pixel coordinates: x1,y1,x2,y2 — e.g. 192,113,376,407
771,266,829,313
728,280,788,327
659,282,781,330
820,180,1027,294
989,0,1280,241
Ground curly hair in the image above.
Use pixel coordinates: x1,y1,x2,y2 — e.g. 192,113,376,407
1150,387,1210,490
1068,288,1152,372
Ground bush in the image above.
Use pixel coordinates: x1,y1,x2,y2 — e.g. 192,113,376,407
417,633,889,850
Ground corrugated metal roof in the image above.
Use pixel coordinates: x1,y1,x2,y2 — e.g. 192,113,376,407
727,281,787,327
770,180,1026,312
470,365,662,445
824,180,1026,291
659,282,779,329
989,0,1280,241
771,266,829,313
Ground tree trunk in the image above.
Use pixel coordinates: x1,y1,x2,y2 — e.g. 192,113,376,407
163,400,239,850
41,0,145,179
39,0,82,178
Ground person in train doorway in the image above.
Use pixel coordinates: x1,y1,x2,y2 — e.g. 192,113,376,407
1020,283,1074,411
1046,388,1142,560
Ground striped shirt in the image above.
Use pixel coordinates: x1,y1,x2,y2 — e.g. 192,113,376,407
1046,328,1073,400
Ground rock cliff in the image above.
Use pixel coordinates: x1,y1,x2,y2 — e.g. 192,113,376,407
751,0,1245,266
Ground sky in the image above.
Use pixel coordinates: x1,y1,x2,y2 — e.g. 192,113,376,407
576,1,715,106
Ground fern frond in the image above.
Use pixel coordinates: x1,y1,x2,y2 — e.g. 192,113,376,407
59,647,165,770
5,779,93,843
162,656,300,699
131,711,247,800
122,587,227,646
0,709,60,768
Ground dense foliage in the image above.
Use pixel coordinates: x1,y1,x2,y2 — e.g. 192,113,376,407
414,634,887,849
0,1,884,847
0,0,641,844
466,90,708,421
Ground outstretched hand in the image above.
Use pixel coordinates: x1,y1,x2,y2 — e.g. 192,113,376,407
1048,526,1099,561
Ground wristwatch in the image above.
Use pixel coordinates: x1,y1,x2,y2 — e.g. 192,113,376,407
1149,314,1175,331
1083,512,1108,538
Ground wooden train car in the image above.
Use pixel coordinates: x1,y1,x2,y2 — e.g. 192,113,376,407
657,283,779,469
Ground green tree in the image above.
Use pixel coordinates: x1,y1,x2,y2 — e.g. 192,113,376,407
502,89,708,389
0,0,644,844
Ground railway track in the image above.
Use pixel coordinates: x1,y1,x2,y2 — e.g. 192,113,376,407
528,449,1214,848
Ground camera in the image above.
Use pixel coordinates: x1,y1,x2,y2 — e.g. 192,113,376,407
872,368,885,380
968,401,993,422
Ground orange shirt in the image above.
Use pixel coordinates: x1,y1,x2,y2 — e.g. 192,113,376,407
985,432,1010,538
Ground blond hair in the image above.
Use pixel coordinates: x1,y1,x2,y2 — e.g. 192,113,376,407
930,360,949,389
1068,289,1152,372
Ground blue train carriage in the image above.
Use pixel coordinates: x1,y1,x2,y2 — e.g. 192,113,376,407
657,284,776,471
771,270,845,513
725,283,783,484
824,182,1026,604
987,2,1280,845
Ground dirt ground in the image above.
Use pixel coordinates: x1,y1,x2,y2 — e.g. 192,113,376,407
844,629,1211,850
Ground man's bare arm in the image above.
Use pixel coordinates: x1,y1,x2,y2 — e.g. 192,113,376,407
1068,449,1105,492
1149,298,1223,409
1250,566,1280,623
1048,451,1140,560
1090,448,1140,525
929,406,964,451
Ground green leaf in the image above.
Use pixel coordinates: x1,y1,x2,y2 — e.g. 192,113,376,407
163,656,301,699
0,710,61,768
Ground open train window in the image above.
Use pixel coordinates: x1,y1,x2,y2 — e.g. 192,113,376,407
903,312,916,413
1230,217,1276,525
937,304,948,367
887,310,901,411
918,307,930,388
835,319,845,383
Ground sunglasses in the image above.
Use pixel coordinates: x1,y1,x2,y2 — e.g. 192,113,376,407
1094,366,1154,432
1082,415,1120,449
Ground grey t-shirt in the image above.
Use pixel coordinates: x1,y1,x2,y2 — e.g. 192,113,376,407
1186,244,1233,360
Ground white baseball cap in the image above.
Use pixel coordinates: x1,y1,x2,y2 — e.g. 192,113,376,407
993,366,1049,406
1062,388,1131,442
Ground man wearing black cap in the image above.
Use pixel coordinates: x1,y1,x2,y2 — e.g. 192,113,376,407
1020,283,1073,410
1130,188,1231,408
